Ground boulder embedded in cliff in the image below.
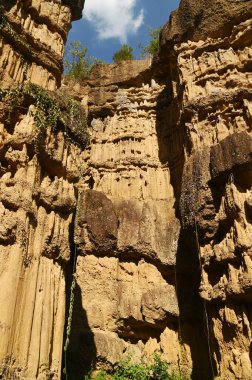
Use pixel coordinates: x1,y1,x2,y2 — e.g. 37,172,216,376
75,190,118,255
210,132,252,180
86,60,151,88
76,193,179,267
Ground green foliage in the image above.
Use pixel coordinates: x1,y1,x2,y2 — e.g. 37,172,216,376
87,356,190,380
64,41,104,81
140,26,162,58
0,4,6,26
113,44,134,63
151,355,169,380
0,82,89,148
112,358,149,380
91,371,108,380
0,5,37,59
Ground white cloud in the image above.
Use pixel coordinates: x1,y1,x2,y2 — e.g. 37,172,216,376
83,0,144,42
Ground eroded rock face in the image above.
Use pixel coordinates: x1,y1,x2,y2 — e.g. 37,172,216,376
67,1,252,379
0,0,82,90
160,0,252,49
0,1,88,379
67,60,211,379
0,0,252,379
0,103,88,379
177,10,252,380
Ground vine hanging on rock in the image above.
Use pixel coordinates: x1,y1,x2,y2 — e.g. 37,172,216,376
0,82,89,149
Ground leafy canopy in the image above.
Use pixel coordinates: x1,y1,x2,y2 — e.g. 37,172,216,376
113,44,134,63
140,26,162,58
64,41,103,81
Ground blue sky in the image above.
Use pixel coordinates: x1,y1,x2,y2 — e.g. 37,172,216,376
67,0,180,63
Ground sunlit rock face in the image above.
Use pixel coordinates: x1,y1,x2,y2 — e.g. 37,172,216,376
0,1,88,380
176,14,252,380
0,0,84,90
0,116,88,379
0,0,252,379
65,1,252,379
69,61,194,378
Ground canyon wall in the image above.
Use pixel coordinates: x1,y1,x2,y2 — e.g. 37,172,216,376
161,1,252,378
177,12,252,380
0,0,252,380
0,1,87,379
67,1,252,379
0,0,83,90
64,61,211,379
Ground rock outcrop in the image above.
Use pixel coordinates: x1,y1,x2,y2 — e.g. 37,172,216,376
176,10,252,379
0,1,88,379
0,0,252,380
63,60,211,379
0,0,83,90
66,1,252,379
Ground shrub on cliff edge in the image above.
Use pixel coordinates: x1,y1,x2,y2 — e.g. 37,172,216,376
140,26,162,58
64,41,104,81
113,44,134,63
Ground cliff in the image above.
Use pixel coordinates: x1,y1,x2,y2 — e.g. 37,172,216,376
0,1,87,379
66,1,252,378
0,0,84,89
0,0,252,380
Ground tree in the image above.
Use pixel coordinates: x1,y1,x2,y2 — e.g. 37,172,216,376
113,44,134,63
140,26,162,58
64,41,104,81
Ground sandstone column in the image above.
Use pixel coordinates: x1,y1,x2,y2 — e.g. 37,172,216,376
0,1,85,379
